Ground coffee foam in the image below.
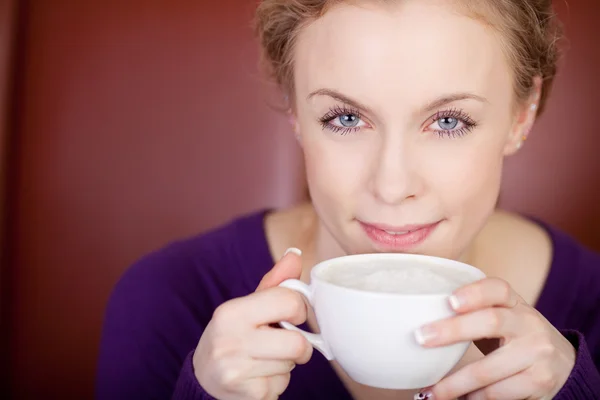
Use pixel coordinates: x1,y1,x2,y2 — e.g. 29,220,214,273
319,260,473,294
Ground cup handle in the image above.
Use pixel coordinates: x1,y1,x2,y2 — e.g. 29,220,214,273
278,279,334,360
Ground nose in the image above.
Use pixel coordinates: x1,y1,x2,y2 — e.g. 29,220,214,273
370,137,422,205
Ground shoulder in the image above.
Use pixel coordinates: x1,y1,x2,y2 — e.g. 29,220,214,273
96,209,274,397
535,218,600,357
535,217,600,319
109,209,273,316
480,210,600,305
532,215,600,303
478,211,600,351
489,211,600,278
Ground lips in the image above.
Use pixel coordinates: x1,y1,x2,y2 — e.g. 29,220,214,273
384,230,412,235
358,220,441,251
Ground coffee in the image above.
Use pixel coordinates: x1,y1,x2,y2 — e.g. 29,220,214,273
319,260,472,294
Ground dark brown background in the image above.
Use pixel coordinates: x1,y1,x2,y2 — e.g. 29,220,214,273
0,1,598,398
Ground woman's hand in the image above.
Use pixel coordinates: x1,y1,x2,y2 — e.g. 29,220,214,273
414,277,576,400
194,249,313,400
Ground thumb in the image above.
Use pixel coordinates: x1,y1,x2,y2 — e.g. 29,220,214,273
256,248,303,292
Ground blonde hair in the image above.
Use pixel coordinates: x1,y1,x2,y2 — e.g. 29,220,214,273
254,0,562,114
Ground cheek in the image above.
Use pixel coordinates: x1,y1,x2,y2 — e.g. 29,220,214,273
303,134,374,201
428,133,505,213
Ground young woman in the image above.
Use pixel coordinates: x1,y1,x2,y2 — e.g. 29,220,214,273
96,1,600,399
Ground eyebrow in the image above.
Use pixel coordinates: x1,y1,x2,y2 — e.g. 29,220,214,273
421,93,489,113
307,88,488,115
307,88,374,114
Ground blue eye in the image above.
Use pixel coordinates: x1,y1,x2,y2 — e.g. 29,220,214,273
437,117,459,130
320,106,366,135
338,114,360,128
428,109,477,138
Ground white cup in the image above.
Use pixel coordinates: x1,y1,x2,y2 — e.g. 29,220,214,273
278,253,485,389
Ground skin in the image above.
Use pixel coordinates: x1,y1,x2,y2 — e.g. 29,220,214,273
194,1,576,399
292,0,522,263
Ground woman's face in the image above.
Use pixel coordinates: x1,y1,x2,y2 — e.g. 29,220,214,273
293,1,536,259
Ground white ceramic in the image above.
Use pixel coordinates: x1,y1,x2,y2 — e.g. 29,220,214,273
278,253,486,389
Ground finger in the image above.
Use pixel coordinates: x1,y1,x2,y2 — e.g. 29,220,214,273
449,277,521,313
246,360,296,378
466,370,539,400
430,340,535,400
268,373,292,397
215,287,307,328
256,248,303,292
247,328,313,364
415,307,522,347
447,342,485,375
239,377,271,400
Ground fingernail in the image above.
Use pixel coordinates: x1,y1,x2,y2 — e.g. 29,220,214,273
284,247,302,257
414,326,437,345
414,390,434,399
448,294,464,310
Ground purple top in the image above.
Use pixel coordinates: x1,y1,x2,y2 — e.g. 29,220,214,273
96,210,600,399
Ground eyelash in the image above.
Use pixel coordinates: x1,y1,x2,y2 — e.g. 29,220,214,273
430,108,478,138
319,105,364,135
318,106,478,138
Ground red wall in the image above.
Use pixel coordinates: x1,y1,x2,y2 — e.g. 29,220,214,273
0,0,17,288
5,1,305,398
500,0,600,249
2,1,599,398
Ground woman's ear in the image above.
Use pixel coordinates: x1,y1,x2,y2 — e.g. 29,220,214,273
504,76,543,155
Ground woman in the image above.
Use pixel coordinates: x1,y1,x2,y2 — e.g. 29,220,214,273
96,0,600,399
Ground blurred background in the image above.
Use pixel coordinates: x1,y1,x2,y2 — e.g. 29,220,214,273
0,0,598,398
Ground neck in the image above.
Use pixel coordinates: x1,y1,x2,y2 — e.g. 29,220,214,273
297,207,347,283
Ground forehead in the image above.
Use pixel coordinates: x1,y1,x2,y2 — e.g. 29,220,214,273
293,0,512,110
